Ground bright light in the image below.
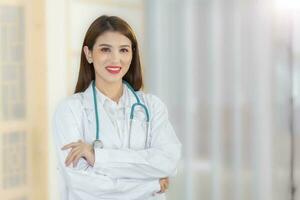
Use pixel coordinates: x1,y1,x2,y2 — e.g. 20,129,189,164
275,0,300,12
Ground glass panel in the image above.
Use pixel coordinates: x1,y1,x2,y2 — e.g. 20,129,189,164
2,131,27,189
0,5,25,121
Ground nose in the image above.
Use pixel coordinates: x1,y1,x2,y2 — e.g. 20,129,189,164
110,50,120,64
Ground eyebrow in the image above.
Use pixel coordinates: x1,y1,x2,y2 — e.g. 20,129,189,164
98,44,131,48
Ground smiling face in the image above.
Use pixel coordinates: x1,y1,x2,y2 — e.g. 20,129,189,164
83,31,133,85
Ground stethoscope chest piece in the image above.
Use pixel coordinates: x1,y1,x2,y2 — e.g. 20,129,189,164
93,139,104,149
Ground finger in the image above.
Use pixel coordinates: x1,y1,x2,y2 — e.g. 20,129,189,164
65,147,81,164
162,182,169,192
160,178,168,183
72,153,83,167
163,182,168,190
159,179,167,186
159,178,166,182
158,183,166,194
64,146,81,163
72,146,86,167
162,178,169,189
166,177,169,184
65,148,82,166
66,150,81,167
61,142,80,150
164,179,169,188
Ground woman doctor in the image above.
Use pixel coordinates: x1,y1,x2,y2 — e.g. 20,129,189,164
53,15,181,200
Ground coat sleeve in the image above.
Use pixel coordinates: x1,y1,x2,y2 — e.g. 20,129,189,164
93,95,182,179
52,98,160,198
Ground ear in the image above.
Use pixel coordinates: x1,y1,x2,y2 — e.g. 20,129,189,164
83,46,93,64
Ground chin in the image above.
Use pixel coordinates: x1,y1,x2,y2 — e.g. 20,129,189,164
96,72,124,84
104,77,124,84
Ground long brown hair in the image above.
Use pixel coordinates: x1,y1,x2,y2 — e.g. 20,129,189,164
74,15,143,93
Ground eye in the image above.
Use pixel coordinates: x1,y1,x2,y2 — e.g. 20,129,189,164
100,47,110,52
120,48,129,53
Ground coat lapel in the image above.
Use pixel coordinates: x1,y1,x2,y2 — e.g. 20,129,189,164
81,83,122,148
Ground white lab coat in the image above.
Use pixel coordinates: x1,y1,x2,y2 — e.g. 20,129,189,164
52,82,182,200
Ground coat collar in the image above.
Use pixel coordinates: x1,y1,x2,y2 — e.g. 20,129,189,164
82,81,139,112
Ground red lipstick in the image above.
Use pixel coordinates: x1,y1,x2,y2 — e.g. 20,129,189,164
105,66,121,74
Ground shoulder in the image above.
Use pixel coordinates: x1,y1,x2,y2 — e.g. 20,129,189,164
54,93,85,120
137,91,168,115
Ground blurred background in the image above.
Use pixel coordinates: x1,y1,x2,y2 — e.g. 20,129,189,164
0,0,300,199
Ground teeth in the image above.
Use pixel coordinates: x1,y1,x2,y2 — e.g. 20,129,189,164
107,67,121,71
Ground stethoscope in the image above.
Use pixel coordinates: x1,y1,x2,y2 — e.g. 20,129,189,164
92,80,150,149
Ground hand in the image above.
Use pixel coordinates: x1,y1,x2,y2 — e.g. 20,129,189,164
157,177,169,193
61,140,95,167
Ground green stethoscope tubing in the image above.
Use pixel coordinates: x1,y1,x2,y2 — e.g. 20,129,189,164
92,80,150,147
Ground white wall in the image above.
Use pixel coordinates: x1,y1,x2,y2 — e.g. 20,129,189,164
144,0,298,200
45,0,68,199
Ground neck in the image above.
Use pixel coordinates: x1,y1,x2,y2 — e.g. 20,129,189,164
95,78,123,103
